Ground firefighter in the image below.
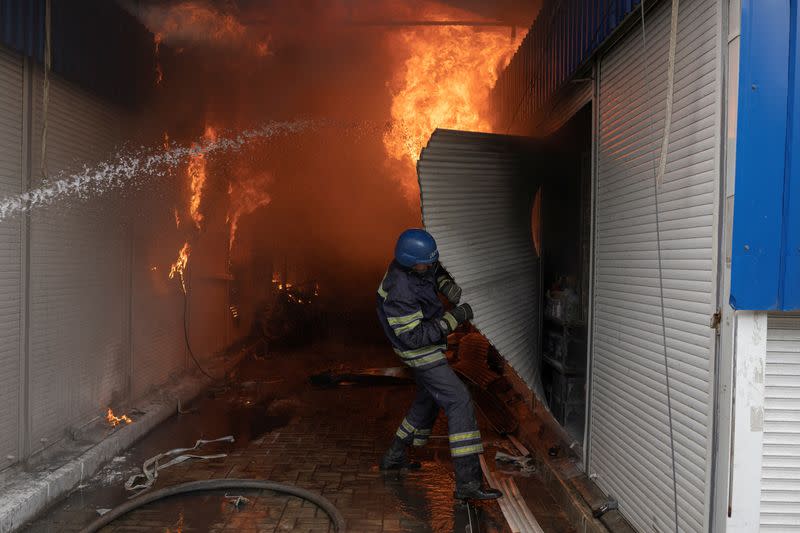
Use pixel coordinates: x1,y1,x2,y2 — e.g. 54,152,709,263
376,228,502,501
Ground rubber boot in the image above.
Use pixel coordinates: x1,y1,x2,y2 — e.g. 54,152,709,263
453,455,502,500
379,437,421,471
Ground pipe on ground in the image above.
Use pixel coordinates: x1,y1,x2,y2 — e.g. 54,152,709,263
79,478,346,533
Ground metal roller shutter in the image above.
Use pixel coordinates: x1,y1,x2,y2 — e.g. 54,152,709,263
418,129,544,397
0,46,23,470
761,313,800,531
27,71,129,450
589,0,721,531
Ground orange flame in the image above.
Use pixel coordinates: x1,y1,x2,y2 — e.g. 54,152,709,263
173,207,181,229
106,408,133,427
226,174,272,251
384,23,523,198
162,131,170,151
169,242,191,294
188,126,217,230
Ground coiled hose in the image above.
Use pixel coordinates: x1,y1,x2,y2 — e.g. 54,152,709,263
79,479,346,533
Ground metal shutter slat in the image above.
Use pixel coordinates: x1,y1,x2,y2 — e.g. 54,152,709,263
589,1,720,531
760,313,800,530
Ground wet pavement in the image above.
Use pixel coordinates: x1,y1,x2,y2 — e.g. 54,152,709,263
23,340,575,533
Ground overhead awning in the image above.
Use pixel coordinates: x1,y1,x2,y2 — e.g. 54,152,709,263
417,129,544,398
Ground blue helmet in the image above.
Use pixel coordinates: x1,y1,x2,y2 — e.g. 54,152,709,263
395,229,439,267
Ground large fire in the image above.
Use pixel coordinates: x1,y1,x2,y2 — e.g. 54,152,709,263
227,173,272,252
383,23,523,197
169,242,191,294
188,126,217,230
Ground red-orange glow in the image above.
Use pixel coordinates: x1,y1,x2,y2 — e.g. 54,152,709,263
384,20,523,198
227,173,272,251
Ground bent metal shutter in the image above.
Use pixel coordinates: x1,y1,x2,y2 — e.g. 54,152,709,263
417,129,544,398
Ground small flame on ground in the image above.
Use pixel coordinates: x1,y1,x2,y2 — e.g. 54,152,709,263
169,242,191,293
162,131,170,151
106,408,133,427
173,207,181,229
188,126,217,230
227,173,272,251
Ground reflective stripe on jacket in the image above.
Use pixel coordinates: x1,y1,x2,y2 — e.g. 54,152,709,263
376,260,447,370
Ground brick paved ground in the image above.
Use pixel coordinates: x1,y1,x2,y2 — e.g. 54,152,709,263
23,341,574,533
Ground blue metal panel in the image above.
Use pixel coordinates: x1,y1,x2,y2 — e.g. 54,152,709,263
731,0,800,311
493,0,642,131
0,0,45,59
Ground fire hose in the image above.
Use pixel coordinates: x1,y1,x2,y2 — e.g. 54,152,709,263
79,479,346,533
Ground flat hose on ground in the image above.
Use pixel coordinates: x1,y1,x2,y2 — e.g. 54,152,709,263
79,479,346,533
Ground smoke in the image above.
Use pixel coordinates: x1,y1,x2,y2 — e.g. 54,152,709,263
130,0,531,318
120,0,268,54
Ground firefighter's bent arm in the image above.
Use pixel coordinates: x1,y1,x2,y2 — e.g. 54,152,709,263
382,296,445,350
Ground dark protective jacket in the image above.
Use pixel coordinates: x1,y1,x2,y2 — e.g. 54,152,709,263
376,260,449,370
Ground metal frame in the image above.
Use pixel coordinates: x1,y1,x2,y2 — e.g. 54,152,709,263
583,58,600,472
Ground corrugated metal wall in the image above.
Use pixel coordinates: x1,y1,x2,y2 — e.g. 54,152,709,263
760,313,800,531
493,0,642,134
27,66,129,451
0,45,24,470
417,129,544,397
589,0,721,531
730,0,800,312
0,43,231,468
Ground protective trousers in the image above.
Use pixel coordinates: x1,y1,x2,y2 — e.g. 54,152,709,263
394,363,484,486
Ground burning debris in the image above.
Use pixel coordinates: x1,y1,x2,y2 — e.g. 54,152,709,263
255,274,323,349
169,242,191,293
106,408,133,427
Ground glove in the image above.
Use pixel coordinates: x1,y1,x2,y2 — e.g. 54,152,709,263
439,303,474,333
437,274,462,304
